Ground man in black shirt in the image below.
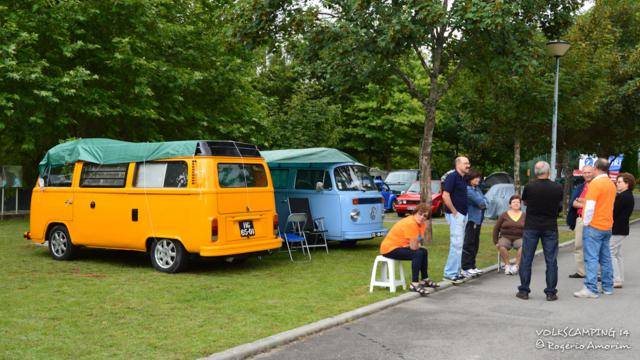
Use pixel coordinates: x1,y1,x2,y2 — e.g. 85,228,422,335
516,161,563,301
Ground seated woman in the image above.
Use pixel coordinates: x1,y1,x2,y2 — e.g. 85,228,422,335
380,203,438,295
493,195,525,275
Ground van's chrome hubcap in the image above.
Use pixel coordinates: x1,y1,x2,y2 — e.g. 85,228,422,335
50,231,67,257
154,240,177,269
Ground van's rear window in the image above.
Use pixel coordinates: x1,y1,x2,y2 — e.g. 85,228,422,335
217,163,268,188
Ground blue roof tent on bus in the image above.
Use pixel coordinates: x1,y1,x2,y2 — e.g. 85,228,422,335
261,148,357,168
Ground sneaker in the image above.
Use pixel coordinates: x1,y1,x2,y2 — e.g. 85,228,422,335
568,272,585,279
601,289,613,295
516,291,529,300
614,282,623,289
461,270,475,279
504,265,513,275
573,287,599,299
511,265,519,274
467,268,479,275
546,293,558,301
473,268,484,275
444,275,464,285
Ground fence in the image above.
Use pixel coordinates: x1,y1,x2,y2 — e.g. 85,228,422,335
1,165,29,217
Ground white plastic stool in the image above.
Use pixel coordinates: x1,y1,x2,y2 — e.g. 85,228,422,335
369,255,407,293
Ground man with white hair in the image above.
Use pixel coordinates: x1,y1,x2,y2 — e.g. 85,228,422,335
516,161,563,301
566,165,595,278
442,156,470,283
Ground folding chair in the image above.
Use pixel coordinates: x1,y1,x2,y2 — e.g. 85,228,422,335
288,197,329,254
281,212,311,261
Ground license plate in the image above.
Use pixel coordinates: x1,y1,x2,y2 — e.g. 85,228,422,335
239,221,256,238
407,206,416,211
372,231,385,237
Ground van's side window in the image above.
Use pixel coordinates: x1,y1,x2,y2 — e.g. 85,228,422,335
44,165,74,187
80,163,128,188
135,162,188,188
270,169,289,189
295,170,332,190
218,163,268,188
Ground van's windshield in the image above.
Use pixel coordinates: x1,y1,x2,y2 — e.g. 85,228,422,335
334,165,376,191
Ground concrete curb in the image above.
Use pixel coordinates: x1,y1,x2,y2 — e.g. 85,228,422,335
202,292,421,360
205,222,640,360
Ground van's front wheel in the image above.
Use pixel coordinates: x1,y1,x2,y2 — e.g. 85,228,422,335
48,225,77,260
150,239,188,273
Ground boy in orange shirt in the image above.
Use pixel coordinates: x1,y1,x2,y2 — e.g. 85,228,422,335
380,203,438,295
574,158,617,299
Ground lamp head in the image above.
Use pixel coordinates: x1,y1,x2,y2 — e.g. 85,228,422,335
546,40,571,57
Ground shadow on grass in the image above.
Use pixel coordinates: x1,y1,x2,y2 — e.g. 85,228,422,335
27,238,383,275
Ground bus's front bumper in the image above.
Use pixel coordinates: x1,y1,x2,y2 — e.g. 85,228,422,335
341,229,388,240
199,237,282,257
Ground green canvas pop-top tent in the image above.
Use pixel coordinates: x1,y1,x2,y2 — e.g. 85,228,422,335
38,138,199,176
261,148,358,168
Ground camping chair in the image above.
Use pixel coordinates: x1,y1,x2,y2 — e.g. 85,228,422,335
281,212,311,261
288,197,329,254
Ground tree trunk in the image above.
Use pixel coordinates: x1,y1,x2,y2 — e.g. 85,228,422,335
513,137,521,194
561,150,572,213
385,151,392,172
420,103,437,244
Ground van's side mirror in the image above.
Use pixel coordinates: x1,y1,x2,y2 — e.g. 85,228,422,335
315,182,324,192
38,178,45,188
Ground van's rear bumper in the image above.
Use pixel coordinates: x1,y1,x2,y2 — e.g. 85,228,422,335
198,237,282,257
341,229,388,240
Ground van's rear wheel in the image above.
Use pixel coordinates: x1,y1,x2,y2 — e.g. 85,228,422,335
48,225,77,260
150,239,188,273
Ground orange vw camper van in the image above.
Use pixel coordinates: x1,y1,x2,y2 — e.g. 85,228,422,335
25,139,282,273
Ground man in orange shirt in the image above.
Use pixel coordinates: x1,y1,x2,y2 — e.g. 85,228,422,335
380,203,438,295
574,158,617,299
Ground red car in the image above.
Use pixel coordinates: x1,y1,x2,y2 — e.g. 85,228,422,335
394,180,444,217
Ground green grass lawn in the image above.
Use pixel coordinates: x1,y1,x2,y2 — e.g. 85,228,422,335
0,218,573,359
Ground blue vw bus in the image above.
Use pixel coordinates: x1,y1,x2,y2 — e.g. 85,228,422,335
262,148,387,243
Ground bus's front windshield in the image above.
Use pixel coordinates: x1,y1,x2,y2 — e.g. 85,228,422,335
334,165,376,191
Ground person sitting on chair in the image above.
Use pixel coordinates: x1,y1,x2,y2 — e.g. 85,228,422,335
380,203,438,295
493,195,526,275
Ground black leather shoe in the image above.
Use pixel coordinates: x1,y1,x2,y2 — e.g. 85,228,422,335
516,291,529,300
546,293,558,301
568,273,585,279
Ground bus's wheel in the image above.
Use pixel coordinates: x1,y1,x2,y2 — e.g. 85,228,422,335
48,225,77,260
150,239,188,273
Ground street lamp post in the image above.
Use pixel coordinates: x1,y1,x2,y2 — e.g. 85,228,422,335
546,40,570,181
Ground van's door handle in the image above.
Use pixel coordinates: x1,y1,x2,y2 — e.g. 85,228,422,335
64,199,73,205
90,201,96,209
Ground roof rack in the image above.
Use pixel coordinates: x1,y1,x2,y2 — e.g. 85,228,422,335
195,141,262,158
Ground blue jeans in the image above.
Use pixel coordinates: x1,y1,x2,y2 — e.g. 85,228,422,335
518,229,558,295
444,212,467,278
583,226,613,294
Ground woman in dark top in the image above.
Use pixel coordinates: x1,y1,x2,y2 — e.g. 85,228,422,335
610,172,635,288
493,195,526,275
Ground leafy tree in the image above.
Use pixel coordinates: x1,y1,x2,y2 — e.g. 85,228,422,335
0,0,266,183
240,0,582,236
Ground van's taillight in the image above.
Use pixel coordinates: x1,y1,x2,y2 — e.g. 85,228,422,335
273,214,279,237
211,218,218,242
352,198,359,205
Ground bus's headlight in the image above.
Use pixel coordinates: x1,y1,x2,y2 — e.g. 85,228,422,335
350,209,360,222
